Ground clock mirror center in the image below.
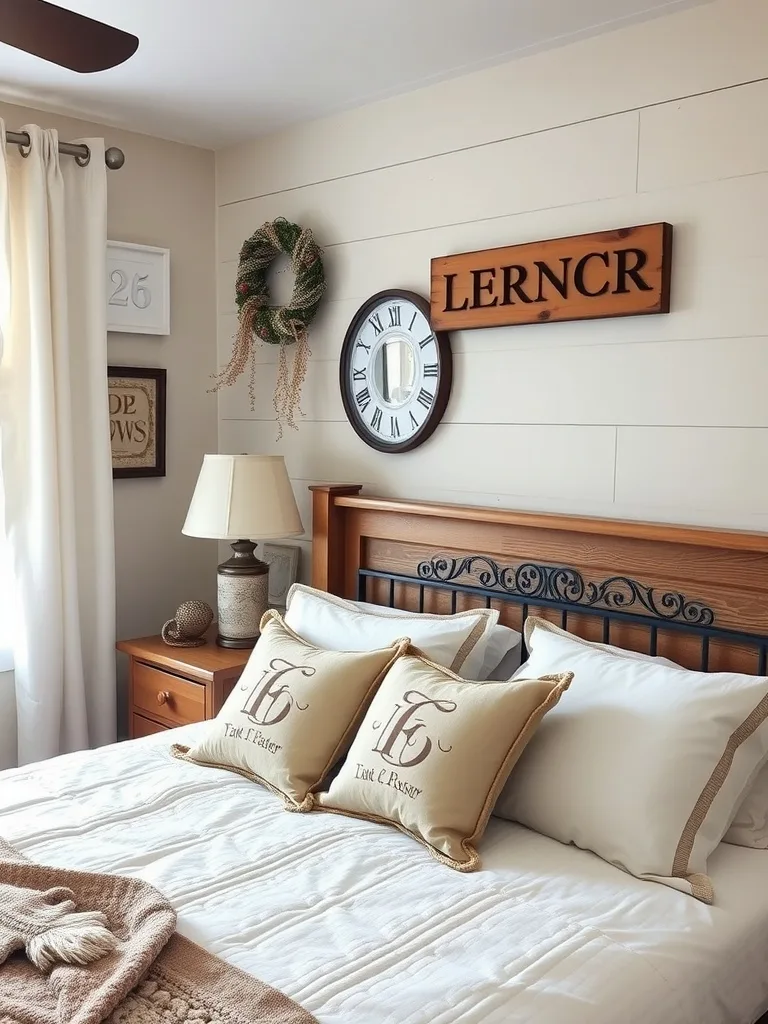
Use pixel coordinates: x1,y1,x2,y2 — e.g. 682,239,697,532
371,334,418,409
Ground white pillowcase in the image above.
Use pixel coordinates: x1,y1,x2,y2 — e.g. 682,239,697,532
348,598,521,680
538,632,768,852
508,629,768,849
509,626,768,851
495,617,768,902
284,585,499,678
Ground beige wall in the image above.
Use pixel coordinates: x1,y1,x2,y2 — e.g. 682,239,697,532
215,0,768,566
0,100,218,742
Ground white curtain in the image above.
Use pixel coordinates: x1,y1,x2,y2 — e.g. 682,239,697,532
0,122,116,765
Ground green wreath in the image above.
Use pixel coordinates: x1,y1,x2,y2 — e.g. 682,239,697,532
213,217,326,434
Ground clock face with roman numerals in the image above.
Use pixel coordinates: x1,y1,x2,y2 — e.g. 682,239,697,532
339,290,453,453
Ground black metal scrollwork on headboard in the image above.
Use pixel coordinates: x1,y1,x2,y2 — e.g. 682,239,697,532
416,555,715,627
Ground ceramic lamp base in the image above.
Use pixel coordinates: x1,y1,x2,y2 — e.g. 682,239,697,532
216,540,269,649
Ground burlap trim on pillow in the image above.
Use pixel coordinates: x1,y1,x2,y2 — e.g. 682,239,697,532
310,646,572,871
172,743,321,808
671,691,768,901
525,615,768,903
451,617,491,675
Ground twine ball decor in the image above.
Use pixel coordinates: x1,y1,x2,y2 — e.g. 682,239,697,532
211,217,326,437
161,600,214,647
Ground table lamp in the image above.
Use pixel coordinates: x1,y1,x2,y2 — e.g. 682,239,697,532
182,454,303,648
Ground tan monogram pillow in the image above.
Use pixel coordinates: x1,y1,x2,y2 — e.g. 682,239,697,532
312,649,572,870
172,610,409,810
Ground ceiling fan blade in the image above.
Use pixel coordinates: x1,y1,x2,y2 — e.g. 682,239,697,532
0,0,138,73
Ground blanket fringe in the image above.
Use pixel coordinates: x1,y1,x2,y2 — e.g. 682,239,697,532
26,909,118,972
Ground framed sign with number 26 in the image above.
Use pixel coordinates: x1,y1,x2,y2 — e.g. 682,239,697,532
107,240,170,335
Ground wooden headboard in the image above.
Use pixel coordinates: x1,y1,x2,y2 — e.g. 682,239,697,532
309,484,768,675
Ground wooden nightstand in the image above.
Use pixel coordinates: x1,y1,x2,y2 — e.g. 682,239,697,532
117,629,251,739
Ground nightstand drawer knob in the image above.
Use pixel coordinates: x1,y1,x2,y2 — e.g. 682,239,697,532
156,690,171,706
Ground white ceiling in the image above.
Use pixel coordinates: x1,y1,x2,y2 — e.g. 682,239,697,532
0,0,711,149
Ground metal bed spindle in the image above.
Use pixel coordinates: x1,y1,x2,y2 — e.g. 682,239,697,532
649,624,658,657
355,555,768,676
700,635,710,672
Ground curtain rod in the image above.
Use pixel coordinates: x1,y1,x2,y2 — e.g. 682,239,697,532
4,129,125,170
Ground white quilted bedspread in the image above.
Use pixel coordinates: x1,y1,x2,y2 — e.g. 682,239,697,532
2,724,768,1024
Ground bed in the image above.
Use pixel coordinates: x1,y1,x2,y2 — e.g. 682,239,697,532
3,483,768,1023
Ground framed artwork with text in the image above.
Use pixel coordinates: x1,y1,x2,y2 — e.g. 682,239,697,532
107,240,170,335
108,366,166,479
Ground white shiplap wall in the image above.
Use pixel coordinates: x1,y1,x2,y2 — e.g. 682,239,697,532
215,0,768,570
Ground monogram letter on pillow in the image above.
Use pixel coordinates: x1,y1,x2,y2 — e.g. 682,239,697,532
313,649,572,870
173,610,408,809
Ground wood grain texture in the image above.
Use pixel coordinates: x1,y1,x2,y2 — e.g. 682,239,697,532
132,662,205,727
131,713,169,738
118,630,250,738
310,484,363,592
117,629,250,682
333,495,768,553
431,223,672,330
313,486,768,664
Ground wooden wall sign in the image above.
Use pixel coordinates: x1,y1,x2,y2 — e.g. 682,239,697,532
430,223,672,331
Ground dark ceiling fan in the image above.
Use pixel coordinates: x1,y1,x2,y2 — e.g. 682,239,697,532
0,0,138,73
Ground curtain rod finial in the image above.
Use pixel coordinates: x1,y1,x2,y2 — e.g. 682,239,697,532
105,147,125,170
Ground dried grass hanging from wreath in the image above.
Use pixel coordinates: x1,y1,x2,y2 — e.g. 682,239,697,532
211,217,325,437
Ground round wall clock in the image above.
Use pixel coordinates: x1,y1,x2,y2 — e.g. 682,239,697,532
339,289,452,453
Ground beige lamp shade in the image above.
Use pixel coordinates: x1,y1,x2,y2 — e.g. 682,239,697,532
182,454,303,541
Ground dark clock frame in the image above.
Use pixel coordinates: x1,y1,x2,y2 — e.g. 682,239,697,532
339,289,453,454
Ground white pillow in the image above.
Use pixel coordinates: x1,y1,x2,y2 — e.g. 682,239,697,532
495,617,768,902
514,625,677,674
284,585,499,678
513,622,768,851
349,598,521,680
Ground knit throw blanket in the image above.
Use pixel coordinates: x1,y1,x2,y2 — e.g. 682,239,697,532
0,838,317,1024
